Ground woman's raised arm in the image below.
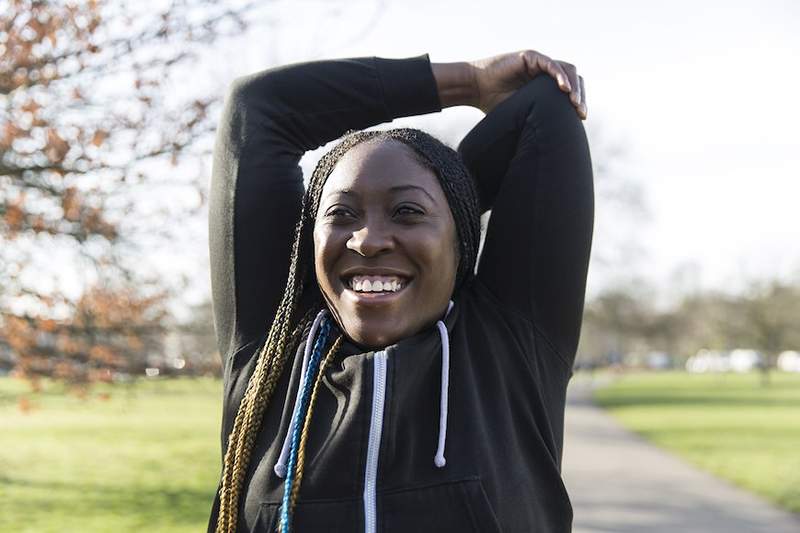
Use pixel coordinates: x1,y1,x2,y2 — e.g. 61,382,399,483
208,55,443,361
458,51,594,370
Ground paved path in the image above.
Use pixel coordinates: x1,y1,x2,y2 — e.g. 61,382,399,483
561,378,800,533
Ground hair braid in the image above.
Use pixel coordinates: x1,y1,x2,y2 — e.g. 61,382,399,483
278,327,344,533
289,334,343,508
216,212,315,532
215,127,481,533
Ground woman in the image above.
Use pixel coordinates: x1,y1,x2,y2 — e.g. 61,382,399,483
207,49,593,533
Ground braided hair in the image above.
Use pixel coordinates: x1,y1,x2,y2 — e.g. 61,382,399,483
214,127,481,533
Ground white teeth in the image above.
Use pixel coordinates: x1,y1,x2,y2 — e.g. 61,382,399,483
348,275,406,293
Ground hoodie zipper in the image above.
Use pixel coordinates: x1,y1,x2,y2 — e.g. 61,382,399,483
364,350,388,533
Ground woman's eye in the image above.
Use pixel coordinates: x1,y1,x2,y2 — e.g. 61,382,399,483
327,207,355,218
395,205,423,216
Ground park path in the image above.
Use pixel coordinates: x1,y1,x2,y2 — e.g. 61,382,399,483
561,378,800,533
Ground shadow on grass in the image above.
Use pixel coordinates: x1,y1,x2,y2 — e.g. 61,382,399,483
596,394,800,409
0,475,216,527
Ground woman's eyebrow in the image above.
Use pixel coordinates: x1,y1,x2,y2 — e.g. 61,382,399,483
388,184,436,203
323,184,436,203
321,188,356,200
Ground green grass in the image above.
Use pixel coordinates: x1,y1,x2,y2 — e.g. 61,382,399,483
5,372,799,530
0,376,224,533
594,371,800,514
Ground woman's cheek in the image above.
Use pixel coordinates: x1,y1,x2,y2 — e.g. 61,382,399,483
418,226,458,275
313,225,335,288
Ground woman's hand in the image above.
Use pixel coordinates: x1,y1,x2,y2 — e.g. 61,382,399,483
469,50,587,119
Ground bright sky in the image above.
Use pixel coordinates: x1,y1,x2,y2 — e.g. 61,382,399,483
149,0,800,316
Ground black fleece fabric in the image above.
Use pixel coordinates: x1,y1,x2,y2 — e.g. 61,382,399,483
207,53,594,532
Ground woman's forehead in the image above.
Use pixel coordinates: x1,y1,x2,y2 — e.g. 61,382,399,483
321,140,443,200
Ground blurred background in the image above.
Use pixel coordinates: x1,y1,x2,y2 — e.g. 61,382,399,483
1,1,798,532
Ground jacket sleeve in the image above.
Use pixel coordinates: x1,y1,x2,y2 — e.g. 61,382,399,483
208,54,443,359
458,75,594,368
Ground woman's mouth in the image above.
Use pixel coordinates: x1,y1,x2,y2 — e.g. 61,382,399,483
341,274,411,302
347,275,406,293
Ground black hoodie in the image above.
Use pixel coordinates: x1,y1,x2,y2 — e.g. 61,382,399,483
207,53,594,533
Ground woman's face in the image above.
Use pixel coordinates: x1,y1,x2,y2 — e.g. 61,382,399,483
314,139,458,349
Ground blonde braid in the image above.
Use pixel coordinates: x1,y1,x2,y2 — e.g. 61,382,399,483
218,308,315,532
216,215,313,532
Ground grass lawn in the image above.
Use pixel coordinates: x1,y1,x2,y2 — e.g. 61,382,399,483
0,376,224,533
594,371,800,515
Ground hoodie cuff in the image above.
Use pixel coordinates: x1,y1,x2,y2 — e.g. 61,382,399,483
374,53,443,118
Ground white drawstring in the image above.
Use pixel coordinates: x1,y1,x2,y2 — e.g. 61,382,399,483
434,300,455,468
274,308,328,478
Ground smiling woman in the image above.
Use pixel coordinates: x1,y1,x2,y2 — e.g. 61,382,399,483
207,51,593,533
314,135,471,349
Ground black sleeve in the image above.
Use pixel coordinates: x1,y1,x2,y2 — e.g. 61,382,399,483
458,75,594,367
208,54,443,359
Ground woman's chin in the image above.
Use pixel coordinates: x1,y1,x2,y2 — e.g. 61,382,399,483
330,299,449,350
346,332,398,351
341,320,408,350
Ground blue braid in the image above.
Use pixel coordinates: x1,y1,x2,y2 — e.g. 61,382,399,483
278,316,331,533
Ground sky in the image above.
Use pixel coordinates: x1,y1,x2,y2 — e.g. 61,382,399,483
133,0,800,316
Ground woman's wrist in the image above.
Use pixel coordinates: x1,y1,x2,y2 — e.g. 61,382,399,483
431,62,479,109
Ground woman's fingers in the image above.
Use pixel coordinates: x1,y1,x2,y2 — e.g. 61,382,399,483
556,60,587,120
543,56,572,92
522,51,587,119
524,51,571,92
557,61,581,108
579,75,587,119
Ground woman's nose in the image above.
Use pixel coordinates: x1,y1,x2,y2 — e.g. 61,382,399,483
346,222,394,257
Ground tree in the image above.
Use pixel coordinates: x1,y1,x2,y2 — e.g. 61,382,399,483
4,284,168,388
0,0,256,387
735,279,800,385
577,275,800,376
578,281,656,367
170,298,221,376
